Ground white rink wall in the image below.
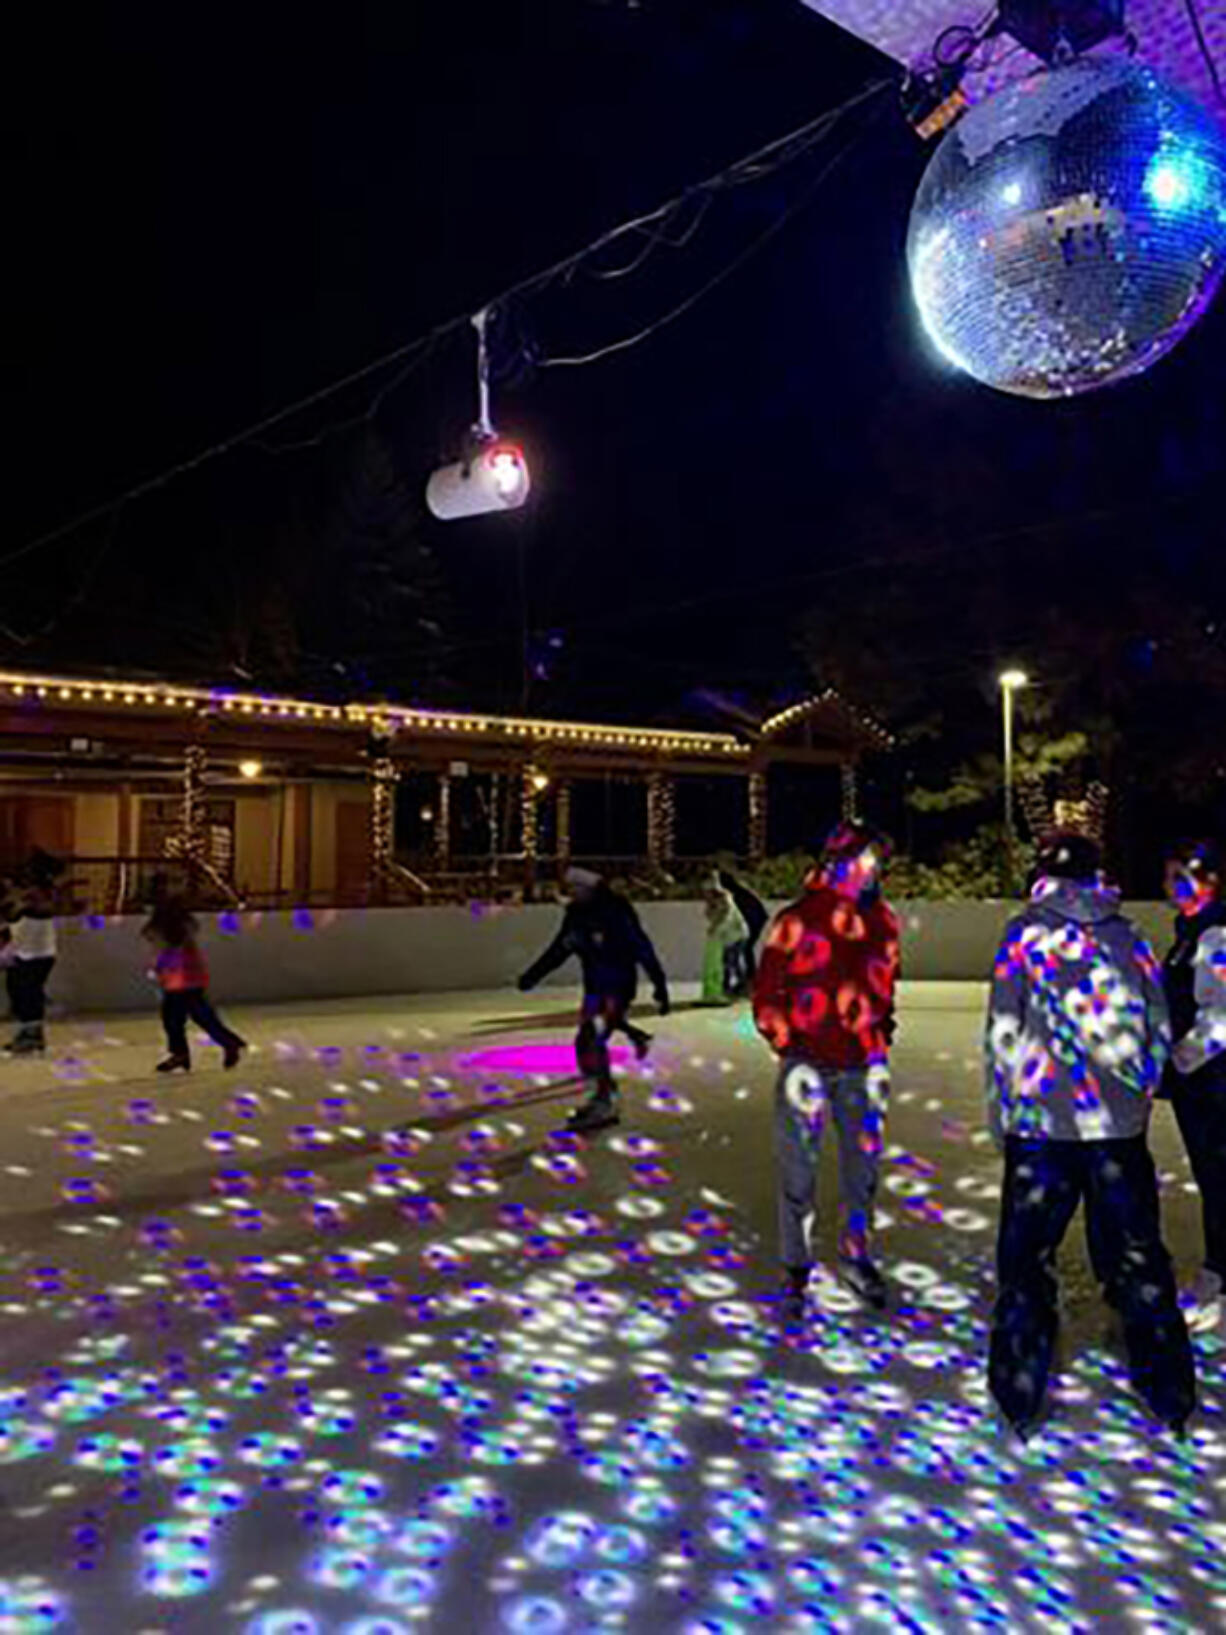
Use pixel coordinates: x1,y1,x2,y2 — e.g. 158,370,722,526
42,899,1176,1015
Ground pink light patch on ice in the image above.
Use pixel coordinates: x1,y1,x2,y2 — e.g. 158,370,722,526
459,1041,632,1077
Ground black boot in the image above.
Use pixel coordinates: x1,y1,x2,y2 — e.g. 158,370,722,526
837,1255,889,1311
156,1053,191,1074
566,1091,620,1133
779,1267,809,1327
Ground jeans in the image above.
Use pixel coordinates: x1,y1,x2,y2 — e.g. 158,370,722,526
7,957,55,1024
1171,1077,1226,1279
161,988,243,1061
773,1056,889,1268
991,1135,1196,1430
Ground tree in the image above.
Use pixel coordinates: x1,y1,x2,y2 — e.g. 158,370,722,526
795,545,1226,892
298,430,457,703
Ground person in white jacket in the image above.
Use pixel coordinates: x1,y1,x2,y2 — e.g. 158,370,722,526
2,852,60,1055
1161,840,1226,1331
700,877,748,1005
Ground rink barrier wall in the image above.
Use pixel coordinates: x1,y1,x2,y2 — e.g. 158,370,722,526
42,899,1175,1015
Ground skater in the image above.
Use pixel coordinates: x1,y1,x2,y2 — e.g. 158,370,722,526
517,866,670,1132
753,821,900,1319
1161,840,1226,1332
701,876,749,1005
718,867,768,998
985,831,1195,1438
3,852,62,1056
143,894,246,1073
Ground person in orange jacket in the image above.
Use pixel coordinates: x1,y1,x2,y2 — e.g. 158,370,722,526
753,821,900,1320
142,892,245,1073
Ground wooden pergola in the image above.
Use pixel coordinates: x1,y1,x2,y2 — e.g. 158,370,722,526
0,670,892,905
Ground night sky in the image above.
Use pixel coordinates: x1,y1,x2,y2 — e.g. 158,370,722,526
6,0,1225,851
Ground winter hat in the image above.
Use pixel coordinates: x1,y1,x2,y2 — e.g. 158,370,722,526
1166,838,1221,882
564,867,602,891
818,820,893,866
1035,830,1101,884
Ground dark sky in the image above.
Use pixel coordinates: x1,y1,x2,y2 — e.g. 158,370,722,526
6,0,1224,756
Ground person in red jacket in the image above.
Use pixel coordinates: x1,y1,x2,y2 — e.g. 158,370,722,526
753,820,900,1320
142,893,246,1073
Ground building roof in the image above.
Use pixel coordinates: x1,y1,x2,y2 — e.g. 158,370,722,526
0,669,890,775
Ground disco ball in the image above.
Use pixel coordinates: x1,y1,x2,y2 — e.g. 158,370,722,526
907,57,1226,398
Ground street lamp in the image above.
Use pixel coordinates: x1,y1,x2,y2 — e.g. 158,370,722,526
998,669,1029,893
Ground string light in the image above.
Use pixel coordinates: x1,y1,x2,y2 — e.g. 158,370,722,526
0,670,763,758
748,770,768,865
647,773,677,870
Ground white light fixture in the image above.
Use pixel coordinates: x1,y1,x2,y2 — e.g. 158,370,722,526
239,759,264,780
426,310,531,520
998,668,1029,691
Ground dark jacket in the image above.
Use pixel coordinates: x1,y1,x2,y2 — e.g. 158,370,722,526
520,886,669,1004
719,872,768,947
1163,900,1226,1089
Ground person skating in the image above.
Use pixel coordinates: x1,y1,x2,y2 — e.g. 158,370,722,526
752,821,900,1321
3,852,62,1055
701,876,749,1005
985,831,1195,1439
718,867,768,997
517,866,670,1133
142,894,246,1073
1161,840,1226,1333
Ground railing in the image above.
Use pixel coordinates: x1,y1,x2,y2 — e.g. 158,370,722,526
58,857,238,916
48,852,752,915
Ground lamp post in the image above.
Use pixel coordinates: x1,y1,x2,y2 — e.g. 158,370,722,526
998,668,1029,893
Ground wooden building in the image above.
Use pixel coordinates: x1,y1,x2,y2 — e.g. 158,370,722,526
0,668,891,909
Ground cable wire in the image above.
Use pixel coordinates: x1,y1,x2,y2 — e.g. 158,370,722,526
2,72,894,571
1183,0,1225,106
539,94,888,367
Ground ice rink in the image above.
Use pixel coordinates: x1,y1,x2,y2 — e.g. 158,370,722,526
0,982,1223,1633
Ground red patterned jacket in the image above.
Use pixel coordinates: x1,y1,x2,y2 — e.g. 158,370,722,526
752,872,900,1066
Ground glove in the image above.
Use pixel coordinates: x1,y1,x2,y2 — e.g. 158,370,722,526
655,989,671,1017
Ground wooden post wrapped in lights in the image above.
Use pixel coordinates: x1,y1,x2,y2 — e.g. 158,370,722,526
748,769,768,865
521,764,550,899
840,762,860,822
435,772,452,871
166,742,209,879
647,771,676,870
368,723,399,903
555,779,573,870
163,738,242,905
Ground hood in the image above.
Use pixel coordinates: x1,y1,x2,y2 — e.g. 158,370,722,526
802,865,883,910
1029,876,1121,926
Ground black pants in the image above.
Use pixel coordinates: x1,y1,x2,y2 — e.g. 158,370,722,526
991,1135,1195,1431
724,941,756,998
161,988,243,1060
1171,1078,1226,1279
575,992,646,1096
7,957,55,1024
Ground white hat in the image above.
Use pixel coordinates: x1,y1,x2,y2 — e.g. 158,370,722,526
564,866,602,890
